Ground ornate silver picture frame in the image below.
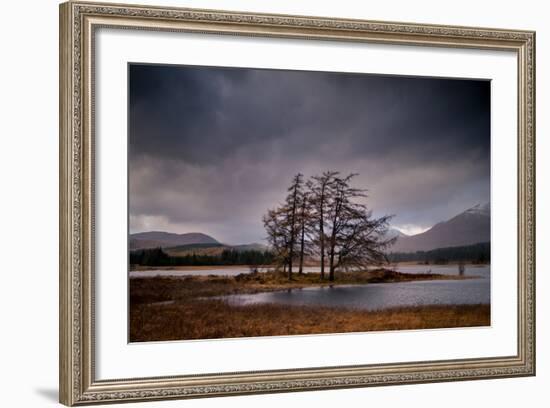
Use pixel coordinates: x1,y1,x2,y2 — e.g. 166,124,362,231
59,1,535,405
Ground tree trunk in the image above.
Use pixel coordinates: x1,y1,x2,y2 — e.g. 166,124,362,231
319,187,325,280
328,240,336,281
319,221,325,279
328,192,342,282
328,215,337,281
288,183,299,280
299,218,305,274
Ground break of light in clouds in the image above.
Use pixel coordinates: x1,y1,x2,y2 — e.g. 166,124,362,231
394,225,432,236
129,63,490,244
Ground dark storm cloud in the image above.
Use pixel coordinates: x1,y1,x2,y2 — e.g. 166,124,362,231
129,63,490,243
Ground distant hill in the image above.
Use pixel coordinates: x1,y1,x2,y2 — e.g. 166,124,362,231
129,231,269,257
129,231,219,250
390,203,490,253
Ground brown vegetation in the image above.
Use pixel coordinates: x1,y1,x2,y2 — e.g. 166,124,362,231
130,300,490,342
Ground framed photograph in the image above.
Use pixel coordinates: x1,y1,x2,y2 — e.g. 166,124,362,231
59,1,536,405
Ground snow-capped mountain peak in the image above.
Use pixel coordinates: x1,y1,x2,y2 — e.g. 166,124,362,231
389,203,490,253
464,202,490,217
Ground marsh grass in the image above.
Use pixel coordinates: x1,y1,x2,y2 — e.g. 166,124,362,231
130,300,490,342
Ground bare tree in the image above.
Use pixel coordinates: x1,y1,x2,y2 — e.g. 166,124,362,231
262,207,290,272
263,174,305,280
264,171,394,282
334,209,395,272
307,171,338,280
326,174,355,281
285,174,304,278
324,173,395,281
297,191,311,274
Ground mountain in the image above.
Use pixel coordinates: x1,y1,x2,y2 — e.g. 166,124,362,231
129,231,268,255
390,203,490,253
129,231,219,250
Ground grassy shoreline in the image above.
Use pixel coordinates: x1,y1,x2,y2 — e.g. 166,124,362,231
130,301,490,342
130,262,489,271
130,268,476,303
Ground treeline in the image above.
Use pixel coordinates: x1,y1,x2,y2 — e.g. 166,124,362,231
388,242,490,264
264,171,394,281
130,247,275,267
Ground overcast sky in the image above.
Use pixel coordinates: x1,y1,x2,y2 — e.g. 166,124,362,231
129,63,490,244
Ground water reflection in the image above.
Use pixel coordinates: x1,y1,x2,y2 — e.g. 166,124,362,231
220,274,490,311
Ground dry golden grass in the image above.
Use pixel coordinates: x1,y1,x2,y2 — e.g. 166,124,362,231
130,300,490,342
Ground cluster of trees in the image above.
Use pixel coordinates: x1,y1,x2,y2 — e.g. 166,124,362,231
130,248,275,267
388,242,490,264
263,171,395,281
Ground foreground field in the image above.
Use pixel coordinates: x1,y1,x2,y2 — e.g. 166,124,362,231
130,300,490,341
129,270,488,342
